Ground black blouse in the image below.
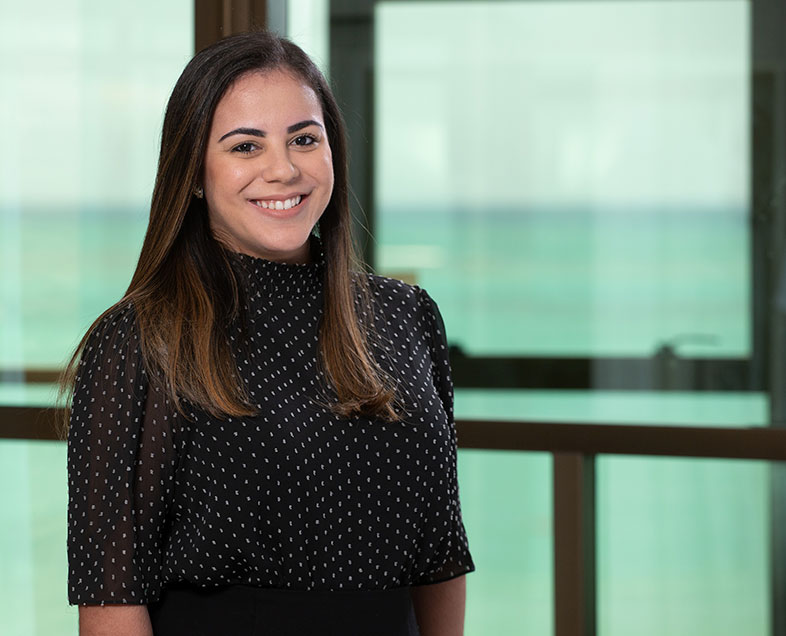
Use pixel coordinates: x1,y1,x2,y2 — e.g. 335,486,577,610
67,248,474,605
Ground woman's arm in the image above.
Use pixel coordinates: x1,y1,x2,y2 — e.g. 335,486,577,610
68,305,178,609
411,575,467,636
79,605,153,636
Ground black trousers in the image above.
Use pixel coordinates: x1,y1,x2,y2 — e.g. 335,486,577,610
148,584,421,636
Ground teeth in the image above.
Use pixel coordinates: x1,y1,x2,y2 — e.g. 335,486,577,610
254,195,302,210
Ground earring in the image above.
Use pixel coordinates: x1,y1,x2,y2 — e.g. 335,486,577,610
311,221,321,238
194,186,204,199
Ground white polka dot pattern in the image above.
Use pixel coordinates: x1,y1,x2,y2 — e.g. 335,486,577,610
67,250,474,605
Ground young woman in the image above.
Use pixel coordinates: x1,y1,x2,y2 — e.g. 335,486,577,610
64,30,474,636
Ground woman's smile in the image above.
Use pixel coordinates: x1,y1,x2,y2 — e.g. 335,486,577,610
249,193,306,211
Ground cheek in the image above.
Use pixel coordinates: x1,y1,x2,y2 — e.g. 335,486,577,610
320,152,335,193
204,160,250,197
203,166,241,229
206,201,230,233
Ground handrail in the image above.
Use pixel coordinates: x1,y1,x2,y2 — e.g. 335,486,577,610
0,406,63,440
4,406,786,458
457,419,786,460
0,369,60,383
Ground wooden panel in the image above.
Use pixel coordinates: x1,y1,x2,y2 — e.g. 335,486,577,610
0,406,62,441
195,0,267,52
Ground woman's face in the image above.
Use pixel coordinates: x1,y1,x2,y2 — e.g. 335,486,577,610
203,69,334,263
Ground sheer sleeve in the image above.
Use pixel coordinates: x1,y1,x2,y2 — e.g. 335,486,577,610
413,288,475,584
67,303,178,605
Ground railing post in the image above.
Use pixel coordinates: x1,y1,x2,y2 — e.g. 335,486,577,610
554,452,596,636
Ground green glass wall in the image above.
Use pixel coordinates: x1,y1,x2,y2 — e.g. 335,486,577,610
597,456,769,635
0,1,192,371
375,0,749,358
0,2,192,634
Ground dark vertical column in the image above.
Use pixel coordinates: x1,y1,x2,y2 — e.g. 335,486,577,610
753,0,786,633
194,0,268,53
329,0,376,269
553,453,597,636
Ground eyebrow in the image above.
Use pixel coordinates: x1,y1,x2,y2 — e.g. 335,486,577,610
218,120,323,142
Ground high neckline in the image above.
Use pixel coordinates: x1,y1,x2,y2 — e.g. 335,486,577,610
225,238,325,302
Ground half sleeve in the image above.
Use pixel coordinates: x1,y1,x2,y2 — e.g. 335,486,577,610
67,304,178,605
414,288,475,584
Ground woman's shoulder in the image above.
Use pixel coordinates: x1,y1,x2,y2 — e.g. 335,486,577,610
362,273,444,323
358,274,447,347
363,272,423,311
71,300,147,417
82,299,140,359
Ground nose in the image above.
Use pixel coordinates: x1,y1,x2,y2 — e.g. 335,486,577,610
261,146,299,183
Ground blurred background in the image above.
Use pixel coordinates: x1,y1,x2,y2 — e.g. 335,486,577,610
1,0,785,634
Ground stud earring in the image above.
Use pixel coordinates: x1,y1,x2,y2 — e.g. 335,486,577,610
194,186,204,199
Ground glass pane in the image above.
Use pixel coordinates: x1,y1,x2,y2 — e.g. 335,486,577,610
0,1,193,377
0,440,72,635
458,449,553,636
287,0,330,77
598,457,769,636
455,391,554,634
456,389,768,428
375,0,749,358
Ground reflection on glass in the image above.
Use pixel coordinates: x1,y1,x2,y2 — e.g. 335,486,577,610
598,457,769,636
287,0,330,77
375,0,749,358
458,449,553,635
0,2,192,373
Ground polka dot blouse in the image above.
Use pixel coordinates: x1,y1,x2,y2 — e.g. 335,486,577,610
67,247,475,605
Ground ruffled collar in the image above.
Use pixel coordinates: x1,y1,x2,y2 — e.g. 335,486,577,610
225,237,325,302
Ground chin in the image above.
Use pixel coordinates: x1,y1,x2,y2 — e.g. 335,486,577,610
246,230,314,262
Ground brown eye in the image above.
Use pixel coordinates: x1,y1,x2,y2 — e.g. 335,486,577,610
292,134,316,147
232,142,258,154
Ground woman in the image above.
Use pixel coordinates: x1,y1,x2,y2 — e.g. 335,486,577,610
64,30,474,636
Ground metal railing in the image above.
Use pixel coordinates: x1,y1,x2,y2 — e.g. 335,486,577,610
459,419,786,636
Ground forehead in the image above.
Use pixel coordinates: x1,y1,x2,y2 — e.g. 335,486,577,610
211,70,323,128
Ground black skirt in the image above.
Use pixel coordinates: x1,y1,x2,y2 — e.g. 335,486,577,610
148,584,421,636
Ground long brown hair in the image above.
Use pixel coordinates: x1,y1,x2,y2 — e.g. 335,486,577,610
59,31,399,436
